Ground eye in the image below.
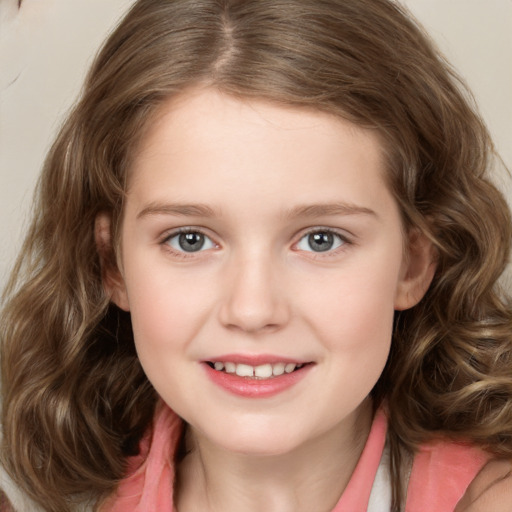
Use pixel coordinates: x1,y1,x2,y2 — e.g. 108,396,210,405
165,230,216,253
296,230,346,253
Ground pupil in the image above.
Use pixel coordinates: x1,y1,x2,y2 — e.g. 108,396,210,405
309,232,333,252
179,232,205,252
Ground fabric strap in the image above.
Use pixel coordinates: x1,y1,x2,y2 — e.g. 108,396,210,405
405,440,489,511
103,403,489,512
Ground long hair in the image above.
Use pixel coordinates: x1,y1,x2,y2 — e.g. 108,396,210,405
2,0,511,510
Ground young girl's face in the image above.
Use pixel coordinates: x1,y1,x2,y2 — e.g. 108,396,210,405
107,88,432,456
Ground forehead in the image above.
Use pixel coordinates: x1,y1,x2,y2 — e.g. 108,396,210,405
126,88,395,222
128,88,388,194
123,87,404,245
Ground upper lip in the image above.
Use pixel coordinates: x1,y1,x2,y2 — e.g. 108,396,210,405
203,354,312,366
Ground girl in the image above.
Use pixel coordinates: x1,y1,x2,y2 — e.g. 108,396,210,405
1,0,512,511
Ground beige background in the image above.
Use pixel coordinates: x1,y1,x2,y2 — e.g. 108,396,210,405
1,0,511,290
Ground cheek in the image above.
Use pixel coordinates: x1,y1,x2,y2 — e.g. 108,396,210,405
297,255,401,399
323,289,394,383
125,280,196,395
302,260,400,347
123,261,216,355
314,282,394,404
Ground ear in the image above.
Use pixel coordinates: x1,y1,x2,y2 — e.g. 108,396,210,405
394,228,437,311
94,213,130,311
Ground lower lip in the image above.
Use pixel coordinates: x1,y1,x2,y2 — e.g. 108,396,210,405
203,363,312,398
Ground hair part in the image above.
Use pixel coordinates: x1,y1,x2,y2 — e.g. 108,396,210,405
2,1,512,510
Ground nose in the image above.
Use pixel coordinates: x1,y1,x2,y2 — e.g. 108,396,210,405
218,252,290,334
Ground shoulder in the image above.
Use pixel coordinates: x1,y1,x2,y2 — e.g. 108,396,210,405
0,463,40,512
0,491,14,512
406,439,490,511
455,458,512,512
407,439,512,512
0,464,94,512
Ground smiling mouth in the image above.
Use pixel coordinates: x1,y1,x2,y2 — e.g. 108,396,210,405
205,361,309,379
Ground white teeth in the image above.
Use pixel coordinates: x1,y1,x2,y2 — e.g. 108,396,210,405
224,362,236,374
254,364,273,378
272,362,285,376
285,363,297,374
235,364,254,377
211,361,305,378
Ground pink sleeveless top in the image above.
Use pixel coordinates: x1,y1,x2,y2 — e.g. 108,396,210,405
103,403,489,511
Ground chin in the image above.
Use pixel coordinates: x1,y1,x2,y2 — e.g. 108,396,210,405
206,420,311,457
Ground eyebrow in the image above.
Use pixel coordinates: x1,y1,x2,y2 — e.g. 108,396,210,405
284,203,377,219
136,201,377,220
136,202,217,219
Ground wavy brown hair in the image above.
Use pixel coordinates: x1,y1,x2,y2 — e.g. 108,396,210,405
2,0,512,510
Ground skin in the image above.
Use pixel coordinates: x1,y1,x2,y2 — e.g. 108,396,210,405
99,88,435,512
456,459,512,511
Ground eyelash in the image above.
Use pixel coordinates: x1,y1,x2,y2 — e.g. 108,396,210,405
159,227,353,260
160,228,217,260
294,228,352,258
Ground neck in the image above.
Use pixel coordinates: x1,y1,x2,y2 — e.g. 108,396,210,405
175,399,373,512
